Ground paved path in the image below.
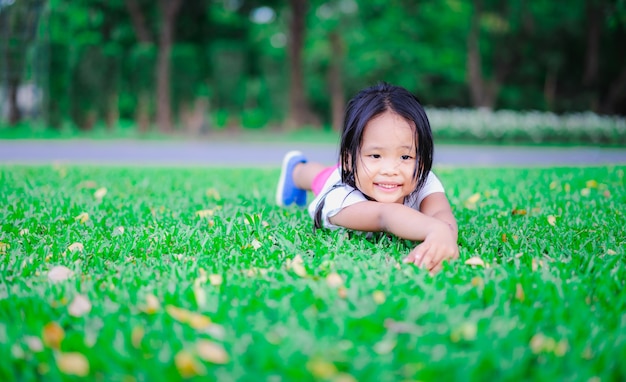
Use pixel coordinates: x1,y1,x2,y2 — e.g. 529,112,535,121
1,140,625,167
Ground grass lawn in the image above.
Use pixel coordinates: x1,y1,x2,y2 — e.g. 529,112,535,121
1,164,625,381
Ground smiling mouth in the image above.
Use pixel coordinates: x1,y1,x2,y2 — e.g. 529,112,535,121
375,183,401,190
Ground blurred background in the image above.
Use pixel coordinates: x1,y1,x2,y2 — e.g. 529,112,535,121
1,0,625,145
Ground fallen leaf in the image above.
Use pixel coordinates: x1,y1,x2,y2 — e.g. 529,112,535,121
166,305,212,329
205,188,221,200
337,287,348,299
291,262,307,277
307,358,338,379
48,266,73,283
0,242,9,254
511,208,527,216
175,350,206,378
250,239,262,250
325,273,343,287
450,322,477,342
208,274,223,286
464,193,481,208
68,294,92,317
24,336,44,352
19,229,29,236
94,187,107,200
607,249,617,255
586,180,598,188
372,291,386,304
140,294,161,314
471,277,484,288
56,352,89,376
547,215,557,226
580,188,591,197
68,242,84,252
74,212,89,224
112,226,125,236
464,257,485,267
531,259,544,272
515,283,525,302
131,326,144,348
194,286,207,308
373,339,396,355
42,322,65,349
195,209,215,219
196,339,229,364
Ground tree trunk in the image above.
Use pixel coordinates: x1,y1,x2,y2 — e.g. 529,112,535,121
286,0,317,129
156,0,183,133
583,0,602,87
466,0,486,108
327,31,344,132
8,78,21,125
124,0,153,43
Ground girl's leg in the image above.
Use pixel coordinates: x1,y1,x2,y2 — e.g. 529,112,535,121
293,162,327,191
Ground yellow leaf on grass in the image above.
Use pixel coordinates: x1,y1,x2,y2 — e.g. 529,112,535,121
464,193,481,208
74,212,89,224
325,273,343,287
112,226,125,236
57,352,90,377
586,180,598,188
42,322,65,349
166,305,212,329
372,291,386,304
607,249,617,256
94,187,107,200
515,283,525,302
208,274,223,286
205,188,221,200
307,358,338,379
131,326,144,348
140,294,161,314
291,263,307,277
196,340,229,364
175,350,206,378
194,286,207,308
68,294,92,317
464,257,485,267
580,188,591,197
195,209,216,219
48,265,73,283
250,239,262,250
68,242,84,252
511,208,527,216
547,215,557,226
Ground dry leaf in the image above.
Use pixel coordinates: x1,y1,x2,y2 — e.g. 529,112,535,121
586,180,598,188
291,263,307,277
208,274,223,286
515,283,525,302
511,208,527,216
332,373,358,382
175,350,206,378
112,226,125,236
337,287,348,299
464,257,486,267
531,259,543,272
205,188,221,200
48,265,73,283
325,273,343,288
74,212,89,224
580,188,591,197
547,215,557,226
140,294,161,314
166,305,212,329
372,291,386,304
307,358,338,379
194,286,207,308
42,322,65,349
250,239,262,250
56,352,89,377
464,193,481,208
0,241,9,254
373,339,396,354
24,336,44,352
94,187,107,200
450,322,477,342
68,242,84,252
131,326,144,348
607,249,617,256
19,229,29,236
68,294,92,317
196,339,229,364
195,209,215,219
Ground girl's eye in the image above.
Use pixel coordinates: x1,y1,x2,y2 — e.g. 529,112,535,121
370,154,381,159
401,155,412,160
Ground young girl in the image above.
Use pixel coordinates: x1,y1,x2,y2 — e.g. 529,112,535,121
276,83,458,273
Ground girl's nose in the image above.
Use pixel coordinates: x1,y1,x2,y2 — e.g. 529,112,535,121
380,158,399,175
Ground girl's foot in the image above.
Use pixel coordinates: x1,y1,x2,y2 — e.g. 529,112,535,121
276,151,308,207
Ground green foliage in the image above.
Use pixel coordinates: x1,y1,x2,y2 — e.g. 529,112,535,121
0,164,625,380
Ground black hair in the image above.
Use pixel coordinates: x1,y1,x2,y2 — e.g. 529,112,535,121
339,82,434,194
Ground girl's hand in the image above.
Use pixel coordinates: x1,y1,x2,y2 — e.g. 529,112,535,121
402,225,459,273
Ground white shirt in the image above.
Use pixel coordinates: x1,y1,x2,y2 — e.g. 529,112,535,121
308,167,445,229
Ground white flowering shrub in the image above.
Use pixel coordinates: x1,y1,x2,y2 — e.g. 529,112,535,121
427,108,626,145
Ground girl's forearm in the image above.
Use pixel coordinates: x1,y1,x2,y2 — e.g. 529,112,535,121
379,203,452,242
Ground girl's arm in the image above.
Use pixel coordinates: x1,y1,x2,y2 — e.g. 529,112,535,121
329,196,459,272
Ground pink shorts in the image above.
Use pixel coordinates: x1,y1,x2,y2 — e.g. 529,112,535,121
312,164,339,196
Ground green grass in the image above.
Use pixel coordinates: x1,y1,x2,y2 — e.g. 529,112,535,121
1,164,625,381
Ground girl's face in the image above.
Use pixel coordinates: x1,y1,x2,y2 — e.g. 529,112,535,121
355,111,417,203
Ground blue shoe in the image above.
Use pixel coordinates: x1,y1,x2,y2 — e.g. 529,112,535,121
276,151,307,207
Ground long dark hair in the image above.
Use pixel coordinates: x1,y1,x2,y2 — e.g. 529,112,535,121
339,82,434,193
